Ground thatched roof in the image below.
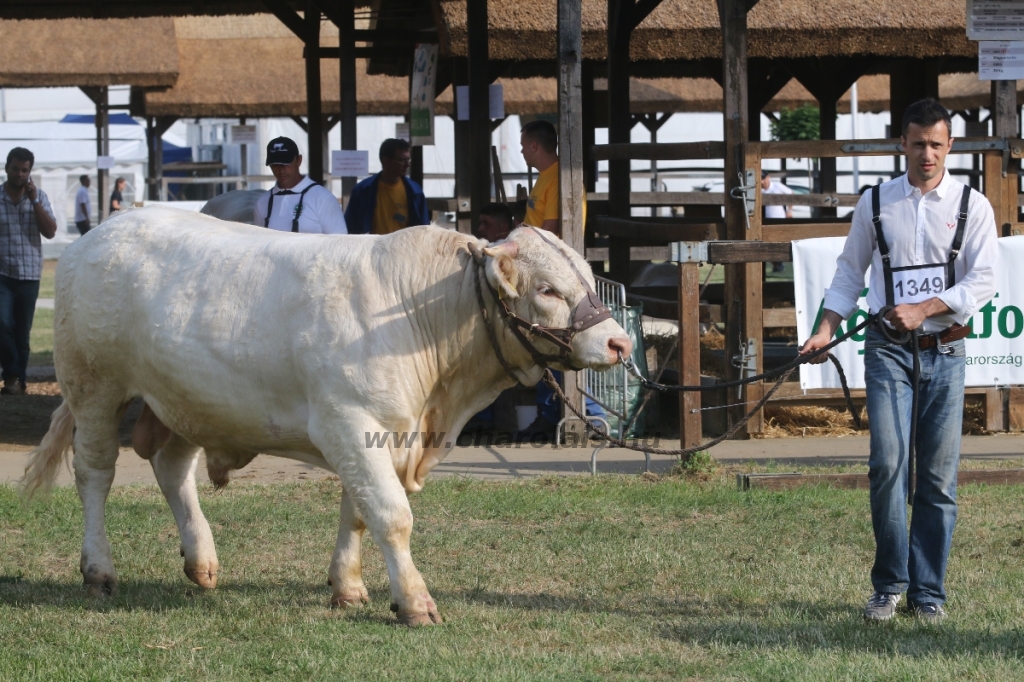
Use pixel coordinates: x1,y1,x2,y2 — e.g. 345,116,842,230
0,17,178,87
0,2,366,21
434,0,976,62
144,15,408,118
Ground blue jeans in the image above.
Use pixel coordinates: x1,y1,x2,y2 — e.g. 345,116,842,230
864,327,964,606
0,275,40,385
537,370,604,424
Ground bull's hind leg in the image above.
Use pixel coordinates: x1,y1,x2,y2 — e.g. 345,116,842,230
72,412,123,597
329,486,370,608
150,435,219,588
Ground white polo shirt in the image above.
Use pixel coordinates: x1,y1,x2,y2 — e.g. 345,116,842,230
253,175,348,234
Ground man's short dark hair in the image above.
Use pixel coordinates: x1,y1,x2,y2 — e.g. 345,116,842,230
902,98,952,137
6,147,34,168
80,174,89,184
521,120,557,154
480,202,514,229
379,138,411,161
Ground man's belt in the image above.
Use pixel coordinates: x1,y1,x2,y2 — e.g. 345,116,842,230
916,323,971,349
871,321,971,348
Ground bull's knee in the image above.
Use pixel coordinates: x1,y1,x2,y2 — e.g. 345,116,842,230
132,402,172,459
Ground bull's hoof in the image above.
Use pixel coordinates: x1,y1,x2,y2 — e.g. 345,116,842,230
184,566,218,589
81,562,117,597
393,595,443,626
397,610,443,627
84,576,117,598
331,586,370,609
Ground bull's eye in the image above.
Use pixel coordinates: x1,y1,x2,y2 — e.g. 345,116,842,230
538,286,556,297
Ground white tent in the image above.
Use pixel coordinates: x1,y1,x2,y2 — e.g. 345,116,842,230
0,119,147,236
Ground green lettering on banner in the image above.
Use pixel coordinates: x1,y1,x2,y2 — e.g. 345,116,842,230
849,309,870,342
972,295,999,339
999,305,1024,339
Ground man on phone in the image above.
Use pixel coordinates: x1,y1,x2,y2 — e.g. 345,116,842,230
0,147,57,395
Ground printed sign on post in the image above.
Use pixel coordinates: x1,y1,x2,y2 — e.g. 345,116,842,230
395,122,410,142
230,124,258,144
967,0,1024,41
331,150,369,177
96,155,115,170
455,83,505,121
410,43,438,146
979,41,1024,79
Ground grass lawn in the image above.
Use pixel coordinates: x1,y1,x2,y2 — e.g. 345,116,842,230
2,476,1023,680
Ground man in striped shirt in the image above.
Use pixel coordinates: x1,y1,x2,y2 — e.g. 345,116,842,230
0,147,57,395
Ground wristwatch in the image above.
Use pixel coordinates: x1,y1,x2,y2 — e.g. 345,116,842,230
30,198,39,205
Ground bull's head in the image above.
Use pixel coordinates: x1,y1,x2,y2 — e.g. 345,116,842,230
480,227,632,378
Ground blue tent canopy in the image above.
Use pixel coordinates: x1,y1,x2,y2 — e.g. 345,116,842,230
59,113,140,126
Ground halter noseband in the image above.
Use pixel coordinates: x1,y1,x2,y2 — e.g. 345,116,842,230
469,228,613,371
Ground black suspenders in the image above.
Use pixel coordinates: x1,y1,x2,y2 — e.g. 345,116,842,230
264,183,316,232
871,183,971,307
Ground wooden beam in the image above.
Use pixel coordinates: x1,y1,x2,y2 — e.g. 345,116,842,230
261,0,305,39
741,469,1024,492
558,0,585,431
591,141,726,160
591,216,721,241
762,308,797,327
680,261,702,450
720,0,751,436
468,0,491,232
607,0,633,284
333,0,357,202
707,241,790,263
304,2,324,184
762,223,852,241
986,387,1007,432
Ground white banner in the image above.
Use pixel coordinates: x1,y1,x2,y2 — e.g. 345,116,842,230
410,43,438,146
794,236,1024,389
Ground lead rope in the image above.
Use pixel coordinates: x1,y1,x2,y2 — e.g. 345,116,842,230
547,311,882,458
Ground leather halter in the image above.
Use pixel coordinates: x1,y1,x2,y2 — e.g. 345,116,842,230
468,227,613,371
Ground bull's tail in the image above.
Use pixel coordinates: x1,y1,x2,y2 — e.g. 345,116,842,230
21,401,76,501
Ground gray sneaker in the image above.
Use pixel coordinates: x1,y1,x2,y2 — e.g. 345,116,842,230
863,592,901,621
912,603,946,622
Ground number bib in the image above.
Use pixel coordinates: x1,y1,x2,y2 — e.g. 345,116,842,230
890,263,947,305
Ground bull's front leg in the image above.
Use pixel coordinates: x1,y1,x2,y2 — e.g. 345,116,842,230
328,486,370,608
313,416,441,626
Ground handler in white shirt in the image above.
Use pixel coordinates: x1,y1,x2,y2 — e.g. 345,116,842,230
253,136,347,234
799,99,998,623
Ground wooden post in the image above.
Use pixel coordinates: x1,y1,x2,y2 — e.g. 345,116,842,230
93,86,109,221
744,142,764,433
818,96,837,217
679,261,702,450
606,0,632,284
304,2,324,184
467,0,491,231
720,0,753,435
993,79,1020,233
451,58,473,234
558,0,585,429
889,58,938,140
581,61,597,194
146,116,159,201
337,0,357,203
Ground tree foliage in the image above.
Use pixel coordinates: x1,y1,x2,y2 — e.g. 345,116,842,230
770,105,820,141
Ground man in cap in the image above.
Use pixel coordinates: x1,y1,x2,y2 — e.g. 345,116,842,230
344,138,430,235
253,136,347,234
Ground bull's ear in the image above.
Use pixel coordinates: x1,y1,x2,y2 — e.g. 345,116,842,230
482,241,520,299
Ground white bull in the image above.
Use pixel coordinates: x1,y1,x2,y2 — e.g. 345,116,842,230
23,206,631,626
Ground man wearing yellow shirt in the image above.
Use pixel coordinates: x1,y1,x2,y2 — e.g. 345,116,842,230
345,138,430,234
515,120,598,443
520,120,585,236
